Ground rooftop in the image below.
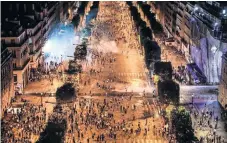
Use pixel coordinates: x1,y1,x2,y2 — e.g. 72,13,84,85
198,2,227,18
21,16,39,29
1,21,24,37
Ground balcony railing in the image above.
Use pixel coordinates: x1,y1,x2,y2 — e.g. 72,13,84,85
14,58,30,71
42,28,48,36
35,35,42,46
178,5,184,12
33,25,42,37
166,3,173,11
185,21,190,29
6,36,28,47
1,52,12,66
48,8,56,19
200,3,220,19
1,28,25,37
193,13,213,29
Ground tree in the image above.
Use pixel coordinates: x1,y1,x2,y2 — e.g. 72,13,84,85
143,40,161,69
171,109,198,143
154,62,172,80
77,2,89,16
86,2,99,25
126,1,133,6
67,60,82,74
139,26,152,45
74,43,87,60
158,80,179,105
137,2,164,34
72,14,80,29
141,3,151,16
56,83,76,101
36,104,67,143
151,19,163,34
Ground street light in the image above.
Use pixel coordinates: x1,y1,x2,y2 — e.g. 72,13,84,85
192,93,194,104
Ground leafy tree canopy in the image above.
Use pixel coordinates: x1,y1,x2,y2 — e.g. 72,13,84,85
72,14,80,29
158,80,179,105
171,109,198,143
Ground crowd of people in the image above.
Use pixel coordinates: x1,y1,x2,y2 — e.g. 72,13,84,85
2,1,226,143
173,65,188,85
64,2,168,143
190,103,226,143
63,95,166,143
79,1,146,95
1,103,47,143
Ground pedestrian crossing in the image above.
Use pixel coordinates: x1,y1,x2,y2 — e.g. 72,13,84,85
116,73,147,77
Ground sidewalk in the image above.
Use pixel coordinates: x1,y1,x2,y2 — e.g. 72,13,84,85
24,78,64,94
190,101,227,142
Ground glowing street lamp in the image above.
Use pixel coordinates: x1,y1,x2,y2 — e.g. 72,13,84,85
192,93,194,104
211,45,217,54
194,6,199,11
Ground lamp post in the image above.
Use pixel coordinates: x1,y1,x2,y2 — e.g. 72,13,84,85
192,93,194,104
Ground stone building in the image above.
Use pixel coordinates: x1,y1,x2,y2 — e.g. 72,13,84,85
151,1,227,83
1,44,14,118
219,52,227,109
1,2,60,92
1,20,31,92
190,2,227,83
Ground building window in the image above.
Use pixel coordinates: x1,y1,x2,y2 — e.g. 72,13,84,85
13,63,16,68
12,50,16,58
11,39,15,44
1,69,4,77
13,75,17,83
2,39,5,44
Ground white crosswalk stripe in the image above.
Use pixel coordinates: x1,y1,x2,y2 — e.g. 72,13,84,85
116,73,147,77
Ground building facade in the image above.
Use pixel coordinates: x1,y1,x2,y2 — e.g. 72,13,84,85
190,2,227,83
154,1,227,83
1,2,60,92
219,52,227,109
1,44,14,118
60,2,78,23
1,20,31,92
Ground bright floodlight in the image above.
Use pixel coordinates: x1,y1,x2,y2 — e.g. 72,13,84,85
211,45,217,54
43,40,52,53
223,9,226,14
194,7,198,11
